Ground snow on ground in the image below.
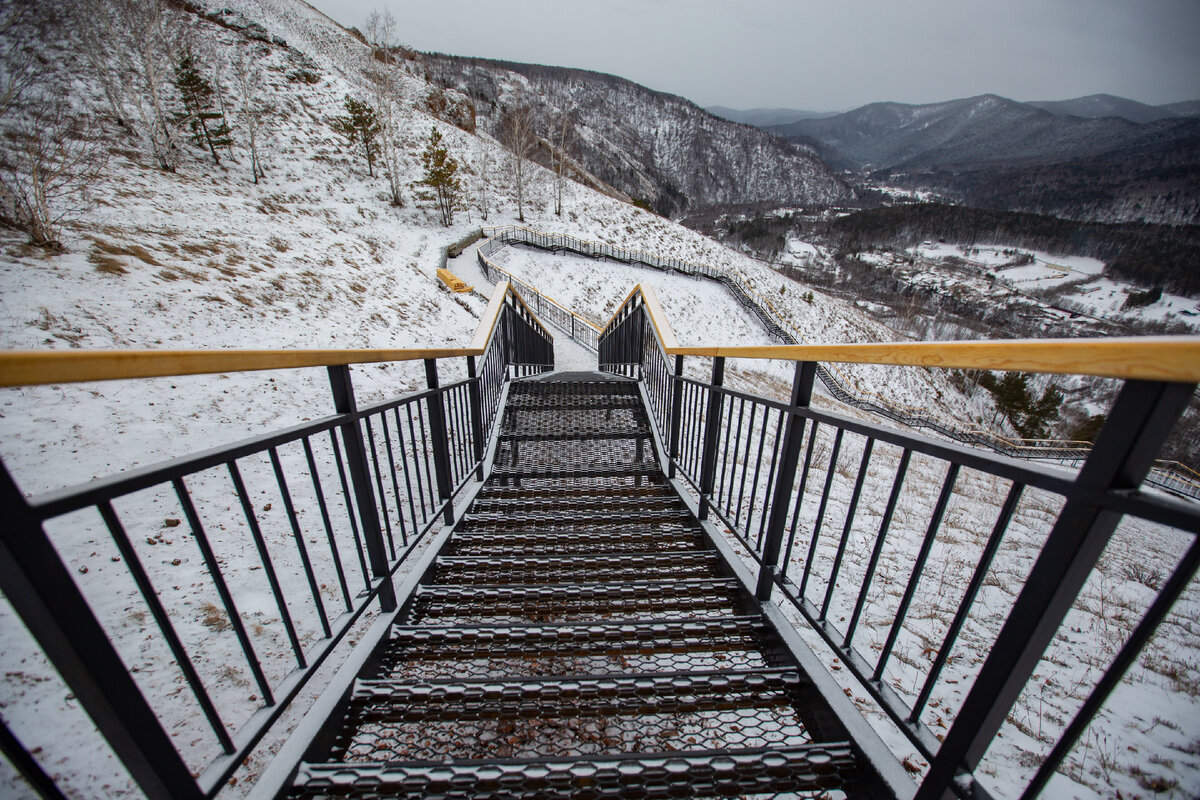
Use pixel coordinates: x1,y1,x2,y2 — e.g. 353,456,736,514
0,1,1194,798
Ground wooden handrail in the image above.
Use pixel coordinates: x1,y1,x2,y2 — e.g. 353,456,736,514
617,283,1200,382
0,282,552,387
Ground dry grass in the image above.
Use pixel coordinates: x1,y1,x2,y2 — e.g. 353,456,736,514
199,602,231,633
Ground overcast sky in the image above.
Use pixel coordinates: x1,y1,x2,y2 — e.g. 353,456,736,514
306,0,1200,111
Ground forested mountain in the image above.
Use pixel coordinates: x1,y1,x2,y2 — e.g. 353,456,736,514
766,94,1200,225
421,54,854,218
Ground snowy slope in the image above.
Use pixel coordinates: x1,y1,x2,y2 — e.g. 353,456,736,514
0,2,1195,799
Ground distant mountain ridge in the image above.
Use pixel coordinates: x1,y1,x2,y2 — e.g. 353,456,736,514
422,55,853,217
766,93,1200,225
705,106,840,127
1027,93,1200,123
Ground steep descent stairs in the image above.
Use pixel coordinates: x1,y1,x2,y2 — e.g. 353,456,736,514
287,377,888,798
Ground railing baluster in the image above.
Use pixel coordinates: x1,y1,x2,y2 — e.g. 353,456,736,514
378,413,409,548
362,417,396,560
754,409,787,550
97,501,234,752
268,447,332,639
874,462,959,682
302,437,353,612
467,356,485,480
327,365,396,612
799,427,844,600
228,460,306,668
734,401,757,530
327,429,372,593
424,359,456,525
0,715,69,800
781,420,820,579
174,477,275,705
697,357,725,520
911,481,1025,725
755,361,816,600
819,437,875,622
844,448,912,648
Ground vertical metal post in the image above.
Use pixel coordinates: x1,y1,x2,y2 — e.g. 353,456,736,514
327,366,397,612
667,355,685,479
0,466,204,800
466,356,485,480
424,359,456,525
915,379,1196,800
697,356,726,520
755,361,816,601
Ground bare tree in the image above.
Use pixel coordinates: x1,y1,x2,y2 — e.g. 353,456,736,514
0,1,39,119
232,46,270,183
475,134,491,221
75,0,131,126
499,103,538,223
548,109,576,216
364,9,405,206
121,0,182,171
0,102,107,248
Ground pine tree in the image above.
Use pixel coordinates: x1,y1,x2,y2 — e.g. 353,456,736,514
173,46,232,165
419,127,461,227
331,96,381,177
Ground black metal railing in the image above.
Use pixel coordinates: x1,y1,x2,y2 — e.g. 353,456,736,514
0,286,552,799
487,225,1200,498
600,286,1200,800
478,233,602,352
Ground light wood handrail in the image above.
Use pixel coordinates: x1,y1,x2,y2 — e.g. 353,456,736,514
0,282,554,388
614,284,1200,382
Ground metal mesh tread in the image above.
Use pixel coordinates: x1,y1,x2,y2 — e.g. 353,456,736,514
432,552,720,584
477,485,674,501
468,496,684,515
445,528,705,557
406,579,746,623
347,668,805,721
488,465,661,482
290,744,860,799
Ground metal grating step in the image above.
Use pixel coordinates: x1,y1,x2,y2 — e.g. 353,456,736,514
487,464,660,482
444,527,706,556
347,669,805,722
460,507,683,527
431,552,720,585
468,495,683,516
405,579,745,623
291,744,860,799
477,484,674,502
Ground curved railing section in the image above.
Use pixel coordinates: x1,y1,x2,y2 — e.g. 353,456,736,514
478,233,603,351
480,225,1200,498
0,282,553,800
599,284,1200,800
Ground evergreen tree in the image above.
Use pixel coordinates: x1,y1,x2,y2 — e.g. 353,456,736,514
419,127,461,226
331,96,381,176
173,46,232,165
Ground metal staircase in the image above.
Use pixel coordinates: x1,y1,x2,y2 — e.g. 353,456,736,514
287,376,887,799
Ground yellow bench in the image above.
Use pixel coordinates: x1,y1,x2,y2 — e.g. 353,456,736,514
437,268,473,293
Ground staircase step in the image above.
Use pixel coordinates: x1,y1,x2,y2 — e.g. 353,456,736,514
468,496,682,516
406,579,744,623
461,507,683,527
291,744,860,799
431,552,719,584
478,484,674,502
444,527,706,556
487,464,660,482
348,669,803,721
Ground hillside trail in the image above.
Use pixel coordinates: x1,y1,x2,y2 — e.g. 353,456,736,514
453,239,597,373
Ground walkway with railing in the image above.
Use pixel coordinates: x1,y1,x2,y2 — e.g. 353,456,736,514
1,268,1199,800
477,225,1200,499
600,284,1200,800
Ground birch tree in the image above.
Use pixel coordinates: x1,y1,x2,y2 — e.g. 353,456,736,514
232,47,270,183
500,104,537,223
549,109,576,216
365,9,405,206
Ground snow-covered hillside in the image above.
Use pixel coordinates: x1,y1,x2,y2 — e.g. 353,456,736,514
0,2,1195,800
